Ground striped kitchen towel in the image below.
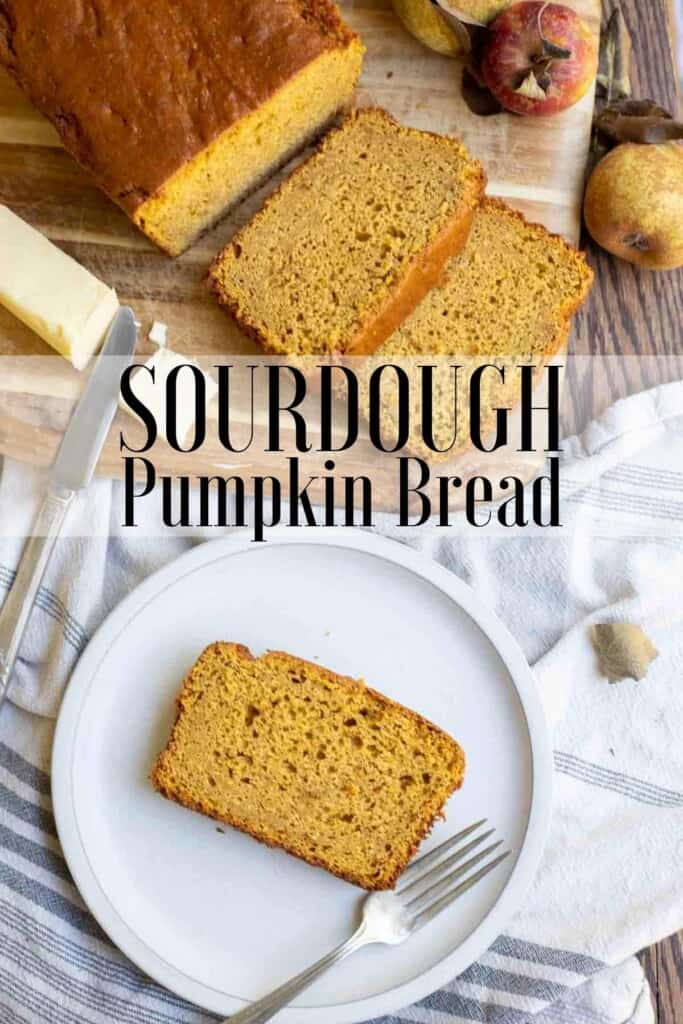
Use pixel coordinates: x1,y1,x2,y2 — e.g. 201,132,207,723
0,381,681,1024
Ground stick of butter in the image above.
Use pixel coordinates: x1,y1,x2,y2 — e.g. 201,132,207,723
0,205,119,371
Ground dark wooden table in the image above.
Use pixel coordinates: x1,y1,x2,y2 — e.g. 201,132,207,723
574,2,682,1022
574,0,682,357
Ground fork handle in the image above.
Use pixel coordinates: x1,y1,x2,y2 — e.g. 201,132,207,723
224,924,370,1024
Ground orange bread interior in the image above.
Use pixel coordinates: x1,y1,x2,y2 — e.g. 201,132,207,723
152,643,465,890
138,32,365,255
210,108,485,355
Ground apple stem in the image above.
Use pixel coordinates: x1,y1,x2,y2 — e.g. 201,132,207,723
515,56,556,97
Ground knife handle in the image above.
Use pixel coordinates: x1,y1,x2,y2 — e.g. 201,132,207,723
0,488,74,709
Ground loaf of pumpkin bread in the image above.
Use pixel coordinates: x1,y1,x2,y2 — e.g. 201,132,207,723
0,0,364,255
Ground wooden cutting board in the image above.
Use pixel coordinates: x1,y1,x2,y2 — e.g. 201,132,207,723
0,0,600,503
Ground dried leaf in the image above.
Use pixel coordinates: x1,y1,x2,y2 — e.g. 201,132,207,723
459,23,501,116
595,98,683,145
462,64,504,115
616,98,672,118
515,70,549,101
597,5,632,101
592,623,659,684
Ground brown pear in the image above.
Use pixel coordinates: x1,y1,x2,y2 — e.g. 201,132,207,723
584,142,683,270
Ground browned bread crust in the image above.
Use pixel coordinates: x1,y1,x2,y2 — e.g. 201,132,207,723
0,0,360,215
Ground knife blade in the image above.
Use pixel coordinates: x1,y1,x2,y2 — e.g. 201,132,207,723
51,304,138,492
0,305,138,708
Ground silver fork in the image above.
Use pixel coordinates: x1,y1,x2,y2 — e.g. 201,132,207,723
225,820,510,1024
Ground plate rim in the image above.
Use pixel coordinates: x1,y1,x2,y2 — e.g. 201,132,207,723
52,527,553,1023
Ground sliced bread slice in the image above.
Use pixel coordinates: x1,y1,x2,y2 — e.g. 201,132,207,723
209,108,485,356
152,642,465,890
356,197,594,459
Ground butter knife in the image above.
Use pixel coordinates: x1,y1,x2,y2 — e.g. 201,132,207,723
0,306,137,709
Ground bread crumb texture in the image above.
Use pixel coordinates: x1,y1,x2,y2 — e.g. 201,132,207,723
210,108,484,355
358,197,594,459
152,642,465,890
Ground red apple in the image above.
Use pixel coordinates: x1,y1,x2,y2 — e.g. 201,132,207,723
481,1,598,117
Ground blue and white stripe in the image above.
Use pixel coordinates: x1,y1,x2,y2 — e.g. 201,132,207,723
0,735,617,1024
0,567,89,656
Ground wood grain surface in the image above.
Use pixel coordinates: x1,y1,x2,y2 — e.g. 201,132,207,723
574,0,682,357
559,0,683,442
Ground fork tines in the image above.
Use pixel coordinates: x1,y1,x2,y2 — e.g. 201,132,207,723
397,819,511,931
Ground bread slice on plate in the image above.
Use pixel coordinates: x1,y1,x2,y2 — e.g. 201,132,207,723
152,642,465,890
209,108,485,356
356,197,594,460
0,0,364,256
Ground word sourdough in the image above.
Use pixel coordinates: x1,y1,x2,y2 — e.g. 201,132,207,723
120,361,563,540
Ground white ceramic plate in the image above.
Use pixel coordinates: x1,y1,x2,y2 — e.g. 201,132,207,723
52,529,552,1022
